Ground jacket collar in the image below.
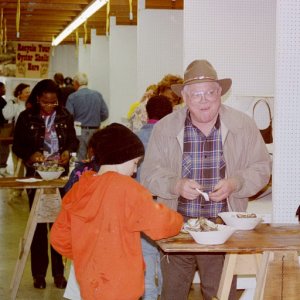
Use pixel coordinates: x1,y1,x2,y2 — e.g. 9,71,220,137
169,105,244,148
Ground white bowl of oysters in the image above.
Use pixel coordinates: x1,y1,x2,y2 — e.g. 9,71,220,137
184,217,236,245
218,212,262,230
35,163,65,181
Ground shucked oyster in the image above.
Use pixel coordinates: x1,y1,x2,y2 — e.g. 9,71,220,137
186,217,218,232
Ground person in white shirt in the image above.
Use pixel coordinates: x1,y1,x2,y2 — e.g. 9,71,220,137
3,83,30,195
3,83,30,124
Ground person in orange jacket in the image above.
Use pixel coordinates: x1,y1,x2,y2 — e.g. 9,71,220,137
50,123,183,300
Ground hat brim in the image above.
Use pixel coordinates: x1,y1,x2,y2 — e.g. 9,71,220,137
171,78,232,97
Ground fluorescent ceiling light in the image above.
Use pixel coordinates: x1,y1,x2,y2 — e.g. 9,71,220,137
52,0,108,46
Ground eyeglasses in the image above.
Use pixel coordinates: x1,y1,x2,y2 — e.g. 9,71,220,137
187,88,220,102
38,102,59,108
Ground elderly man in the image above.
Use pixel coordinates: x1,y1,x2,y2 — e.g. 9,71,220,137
140,60,271,300
66,72,109,160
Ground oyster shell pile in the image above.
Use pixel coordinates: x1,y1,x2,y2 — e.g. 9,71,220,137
34,162,64,172
236,213,257,218
186,217,218,232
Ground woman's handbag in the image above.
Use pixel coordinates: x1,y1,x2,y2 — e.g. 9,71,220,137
252,98,273,144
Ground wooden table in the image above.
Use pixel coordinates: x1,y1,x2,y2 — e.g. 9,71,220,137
157,224,300,300
0,136,13,143
0,177,68,300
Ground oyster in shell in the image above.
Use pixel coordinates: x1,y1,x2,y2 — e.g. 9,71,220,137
186,217,218,232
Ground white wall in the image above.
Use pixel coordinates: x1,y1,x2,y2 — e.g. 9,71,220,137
272,0,300,223
89,29,109,111
109,17,137,123
78,39,91,76
137,9,183,98
184,0,276,99
49,44,78,79
49,4,276,131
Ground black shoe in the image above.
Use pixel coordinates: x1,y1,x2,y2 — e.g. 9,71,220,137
33,276,46,289
54,275,67,289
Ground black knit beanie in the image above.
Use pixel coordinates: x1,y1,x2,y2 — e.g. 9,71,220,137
93,123,145,165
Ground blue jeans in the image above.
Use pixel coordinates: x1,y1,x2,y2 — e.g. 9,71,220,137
142,235,162,300
77,128,97,161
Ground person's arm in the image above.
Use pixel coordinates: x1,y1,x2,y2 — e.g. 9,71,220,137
224,118,272,199
64,110,79,153
140,124,181,200
99,93,109,122
2,100,16,120
57,110,79,167
65,95,74,116
0,97,7,124
12,111,34,161
125,182,183,240
296,205,300,222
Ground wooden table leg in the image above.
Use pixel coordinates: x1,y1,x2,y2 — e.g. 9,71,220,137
9,187,62,300
254,251,271,300
217,253,238,300
10,188,42,300
217,253,262,300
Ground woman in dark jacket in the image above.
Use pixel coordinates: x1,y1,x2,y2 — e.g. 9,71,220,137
12,79,79,290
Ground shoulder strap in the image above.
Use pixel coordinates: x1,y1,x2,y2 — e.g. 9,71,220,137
253,98,272,119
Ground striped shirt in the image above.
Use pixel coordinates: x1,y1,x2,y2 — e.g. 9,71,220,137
177,111,227,218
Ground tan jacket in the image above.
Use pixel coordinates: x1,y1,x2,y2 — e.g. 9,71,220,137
140,105,272,212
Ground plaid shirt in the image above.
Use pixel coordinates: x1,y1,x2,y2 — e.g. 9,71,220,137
177,112,227,218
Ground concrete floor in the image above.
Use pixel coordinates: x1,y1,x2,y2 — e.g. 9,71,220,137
0,179,271,300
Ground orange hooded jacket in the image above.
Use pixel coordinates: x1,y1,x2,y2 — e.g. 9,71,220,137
50,171,183,300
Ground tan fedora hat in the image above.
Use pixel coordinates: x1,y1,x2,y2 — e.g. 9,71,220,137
171,60,232,97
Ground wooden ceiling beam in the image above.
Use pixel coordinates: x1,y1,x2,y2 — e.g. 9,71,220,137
4,0,89,4
145,0,183,9
2,0,181,44
1,3,85,11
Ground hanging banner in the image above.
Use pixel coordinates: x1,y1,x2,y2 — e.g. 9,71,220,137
0,41,16,77
15,42,51,78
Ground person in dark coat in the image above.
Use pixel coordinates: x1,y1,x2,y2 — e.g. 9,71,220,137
13,79,79,290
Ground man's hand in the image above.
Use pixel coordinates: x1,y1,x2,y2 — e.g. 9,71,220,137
209,178,238,202
173,178,203,200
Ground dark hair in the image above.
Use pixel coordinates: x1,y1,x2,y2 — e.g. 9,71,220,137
54,73,64,85
26,79,59,109
146,95,173,120
64,77,73,86
0,82,4,89
13,83,30,98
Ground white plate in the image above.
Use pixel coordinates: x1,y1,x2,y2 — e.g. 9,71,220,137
16,178,43,183
218,212,262,230
37,170,64,181
187,224,236,245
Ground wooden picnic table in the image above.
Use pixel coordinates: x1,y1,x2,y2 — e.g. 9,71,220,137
157,223,300,300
